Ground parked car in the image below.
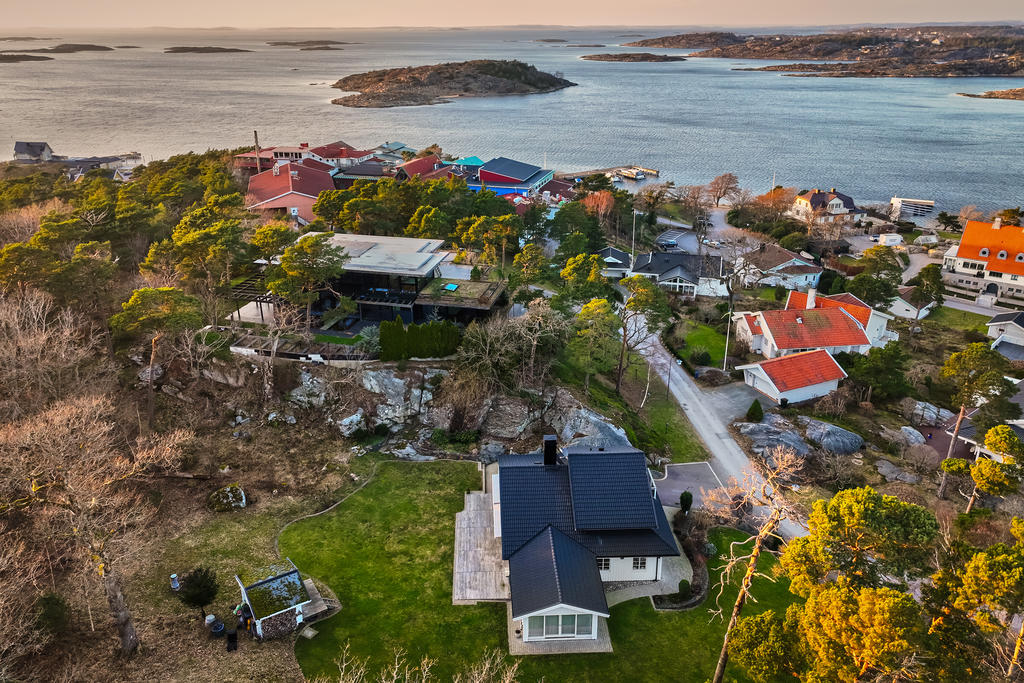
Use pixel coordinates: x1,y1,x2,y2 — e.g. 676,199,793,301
869,234,878,242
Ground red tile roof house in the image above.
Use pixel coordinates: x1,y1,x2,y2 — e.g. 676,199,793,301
244,162,336,225
737,349,847,405
785,288,897,347
943,218,1024,303
736,243,822,290
309,141,376,168
732,305,871,359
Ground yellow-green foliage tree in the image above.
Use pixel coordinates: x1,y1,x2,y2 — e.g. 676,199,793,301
568,298,621,392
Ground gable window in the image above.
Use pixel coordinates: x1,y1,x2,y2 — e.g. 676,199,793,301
597,558,610,571
632,557,647,571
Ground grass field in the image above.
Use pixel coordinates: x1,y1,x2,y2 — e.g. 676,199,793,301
683,322,728,367
282,460,794,682
741,287,779,302
925,306,990,333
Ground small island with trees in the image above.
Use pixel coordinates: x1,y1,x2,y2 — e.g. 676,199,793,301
331,59,576,108
581,52,686,62
630,25,1024,78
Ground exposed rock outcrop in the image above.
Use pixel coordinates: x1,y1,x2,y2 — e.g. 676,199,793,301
735,413,812,460
798,416,864,454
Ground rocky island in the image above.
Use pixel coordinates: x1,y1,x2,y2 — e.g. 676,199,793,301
958,87,1024,101
267,40,351,47
331,59,576,108
164,46,252,54
0,54,54,62
624,32,746,49
581,52,686,62
7,43,114,53
300,45,343,51
636,25,1024,78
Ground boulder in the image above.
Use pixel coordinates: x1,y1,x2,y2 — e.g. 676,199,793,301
901,399,955,427
201,360,248,388
482,396,534,440
267,412,297,425
735,414,812,460
390,443,435,461
798,416,863,454
288,369,329,408
900,426,926,446
361,369,437,424
208,483,247,512
875,458,921,484
138,364,163,384
336,409,365,437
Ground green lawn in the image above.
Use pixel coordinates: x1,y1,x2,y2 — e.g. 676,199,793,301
925,306,990,333
938,230,961,240
312,334,362,345
682,322,728,367
741,287,778,302
282,461,794,682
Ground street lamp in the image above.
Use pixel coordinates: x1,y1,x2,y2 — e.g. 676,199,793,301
666,358,682,398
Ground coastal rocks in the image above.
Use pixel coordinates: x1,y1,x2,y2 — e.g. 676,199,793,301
360,368,445,425
288,369,329,409
735,414,812,460
798,417,864,454
208,484,247,512
580,52,687,62
900,399,955,427
875,459,921,484
164,46,252,54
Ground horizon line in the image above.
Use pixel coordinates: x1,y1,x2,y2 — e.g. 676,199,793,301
8,19,1024,31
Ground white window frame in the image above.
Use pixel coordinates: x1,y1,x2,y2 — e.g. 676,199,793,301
596,557,610,571
632,557,647,571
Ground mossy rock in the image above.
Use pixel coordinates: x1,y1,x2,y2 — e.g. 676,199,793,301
208,483,247,512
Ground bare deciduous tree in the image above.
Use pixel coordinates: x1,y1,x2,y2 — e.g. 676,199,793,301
718,228,768,309
0,289,109,421
705,446,801,683
0,523,50,679
0,199,73,247
0,395,192,657
311,644,519,683
707,173,740,207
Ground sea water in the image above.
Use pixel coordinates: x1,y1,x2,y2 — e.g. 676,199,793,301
1,26,1022,211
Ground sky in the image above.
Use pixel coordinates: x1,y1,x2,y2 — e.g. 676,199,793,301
2,0,1022,29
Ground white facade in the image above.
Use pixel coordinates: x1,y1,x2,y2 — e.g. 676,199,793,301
521,605,603,642
878,233,903,246
889,298,936,320
987,321,1024,345
597,555,661,582
740,365,841,405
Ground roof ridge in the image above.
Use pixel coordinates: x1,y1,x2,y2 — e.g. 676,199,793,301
546,526,563,605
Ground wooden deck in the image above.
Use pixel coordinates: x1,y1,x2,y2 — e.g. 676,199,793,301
452,491,509,605
301,579,339,622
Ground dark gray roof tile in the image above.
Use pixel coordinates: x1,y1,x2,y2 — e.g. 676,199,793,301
509,526,609,618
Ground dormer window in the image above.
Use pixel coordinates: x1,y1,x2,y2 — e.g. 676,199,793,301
998,250,1008,260
980,248,990,257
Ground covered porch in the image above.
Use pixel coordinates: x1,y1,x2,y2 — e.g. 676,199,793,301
507,603,612,655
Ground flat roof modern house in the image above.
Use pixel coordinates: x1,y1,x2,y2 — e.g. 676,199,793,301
467,157,554,196
297,232,506,324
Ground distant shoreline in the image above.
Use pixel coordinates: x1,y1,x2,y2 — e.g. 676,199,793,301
958,87,1024,101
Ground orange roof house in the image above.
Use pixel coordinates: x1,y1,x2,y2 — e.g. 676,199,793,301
737,350,847,404
759,308,869,351
785,289,872,326
954,218,1024,277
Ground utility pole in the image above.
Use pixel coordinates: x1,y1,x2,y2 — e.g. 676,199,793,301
253,130,263,174
631,210,637,267
722,309,732,371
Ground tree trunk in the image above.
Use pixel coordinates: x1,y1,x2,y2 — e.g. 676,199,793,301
939,405,967,499
964,485,979,515
103,572,140,657
1008,617,1024,679
865,384,873,405
146,332,162,433
615,321,630,393
712,511,781,683
305,300,313,334
583,372,591,394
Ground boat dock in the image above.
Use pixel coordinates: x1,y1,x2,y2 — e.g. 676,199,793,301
554,164,660,181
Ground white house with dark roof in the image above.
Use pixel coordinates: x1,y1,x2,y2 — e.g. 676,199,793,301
735,243,822,290
13,141,54,162
455,436,680,651
595,246,631,280
888,286,936,320
630,252,728,297
789,188,865,226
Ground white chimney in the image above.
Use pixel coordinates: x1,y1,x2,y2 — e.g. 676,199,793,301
272,165,280,176
806,288,817,310
993,218,1003,230
796,316,803,324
